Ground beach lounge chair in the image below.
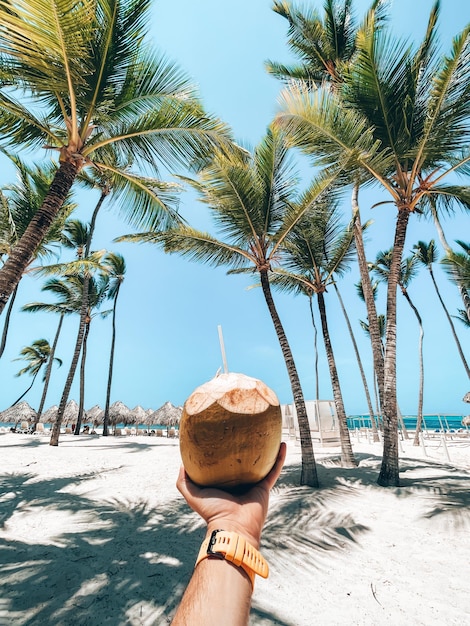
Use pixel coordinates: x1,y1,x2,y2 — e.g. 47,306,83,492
156,429,163,437
19,421,30,434
33,423,46,435
291,400,341,447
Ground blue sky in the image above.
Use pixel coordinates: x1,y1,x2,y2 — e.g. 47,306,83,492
0,0,469,416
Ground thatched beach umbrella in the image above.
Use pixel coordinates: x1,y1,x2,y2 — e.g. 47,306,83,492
130,405,147,427
462,392,470,403
150,401,182,426
108,400,132,426
62,399,81,425
0,401,37,425
86,404,104,426
40,405,58,424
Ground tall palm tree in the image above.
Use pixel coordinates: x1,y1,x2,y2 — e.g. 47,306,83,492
10,339,61,408
21,277,80,425
120,129,345,487
276,4,470,485
101,252,126,437
268,0,388,415
270,206,357,467
0,157,75,357
43,268,109,444
0,0,235,314
414,240,470,378
372,250,423,445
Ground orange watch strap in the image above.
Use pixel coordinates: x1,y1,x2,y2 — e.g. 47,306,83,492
195,530,269,588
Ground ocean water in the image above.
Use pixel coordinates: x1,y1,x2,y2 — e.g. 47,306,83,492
347,415,467,431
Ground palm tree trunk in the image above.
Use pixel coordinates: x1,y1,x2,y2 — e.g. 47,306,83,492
103,286,120,437
400,290,425,446
428,266,470,378
35,313,65,425
333,283,379,441
9,370,40,407
50,282,89,446
317,291,357,467
75,317,90,435
352,185,385,411
0,161,78,315
378,209,410,487
0,284,19,359
260,270,319,487
74,192,107,436
308,295,320,400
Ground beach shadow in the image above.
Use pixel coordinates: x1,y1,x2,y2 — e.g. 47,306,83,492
1,449,469,625
0,449,378,626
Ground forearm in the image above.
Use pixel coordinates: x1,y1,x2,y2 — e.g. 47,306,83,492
172,551,253,626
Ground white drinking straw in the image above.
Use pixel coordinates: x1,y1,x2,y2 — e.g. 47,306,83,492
218,325,229,374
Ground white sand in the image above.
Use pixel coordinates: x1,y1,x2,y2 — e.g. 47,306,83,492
0,430,469,625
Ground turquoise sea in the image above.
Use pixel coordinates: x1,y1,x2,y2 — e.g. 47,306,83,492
347,414,467,431
2,415,467,432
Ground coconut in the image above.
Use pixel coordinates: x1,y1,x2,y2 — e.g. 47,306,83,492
179,372,282,489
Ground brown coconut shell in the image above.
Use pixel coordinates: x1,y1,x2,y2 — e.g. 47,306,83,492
179,372,282,489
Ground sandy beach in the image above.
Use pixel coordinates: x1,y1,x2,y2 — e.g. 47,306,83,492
1,430,469,625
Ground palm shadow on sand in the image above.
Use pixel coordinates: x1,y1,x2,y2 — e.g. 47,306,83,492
0,448,469,625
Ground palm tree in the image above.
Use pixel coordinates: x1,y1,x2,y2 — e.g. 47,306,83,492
270,205,357,467
0,0,235,314
21,278,80,425
44,269,109,444
10,339,61,408
276,4,470,486
268,0,388,416
414,240,470,378
266,0,386,87
371,250,423,445
101,252,126,437
0,157,75,357
119,128,345,487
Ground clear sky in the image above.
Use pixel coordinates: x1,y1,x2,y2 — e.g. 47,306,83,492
0,0,469,416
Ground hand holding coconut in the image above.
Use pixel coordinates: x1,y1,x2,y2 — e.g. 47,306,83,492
173,373,286,626
176,441,286,548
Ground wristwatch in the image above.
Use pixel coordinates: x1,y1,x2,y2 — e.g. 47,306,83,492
195,529,269,588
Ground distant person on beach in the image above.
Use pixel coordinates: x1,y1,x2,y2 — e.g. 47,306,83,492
172,442,286,626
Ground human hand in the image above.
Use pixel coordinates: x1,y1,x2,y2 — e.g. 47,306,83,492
176,442,286,548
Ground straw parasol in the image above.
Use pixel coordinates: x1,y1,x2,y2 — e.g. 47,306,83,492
86,404,104,426
40,405,59,424
462,392,470,403
130,405,147,427
108,400,132,426
0,401,37,424
62,399,81,425
148,401,182,426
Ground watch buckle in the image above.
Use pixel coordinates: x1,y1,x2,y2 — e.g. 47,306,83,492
206,529,225,559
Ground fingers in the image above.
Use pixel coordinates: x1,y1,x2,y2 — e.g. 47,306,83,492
261,441,286,491
176,465,202,503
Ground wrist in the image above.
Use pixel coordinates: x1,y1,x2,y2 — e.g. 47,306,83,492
206,521,261,550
